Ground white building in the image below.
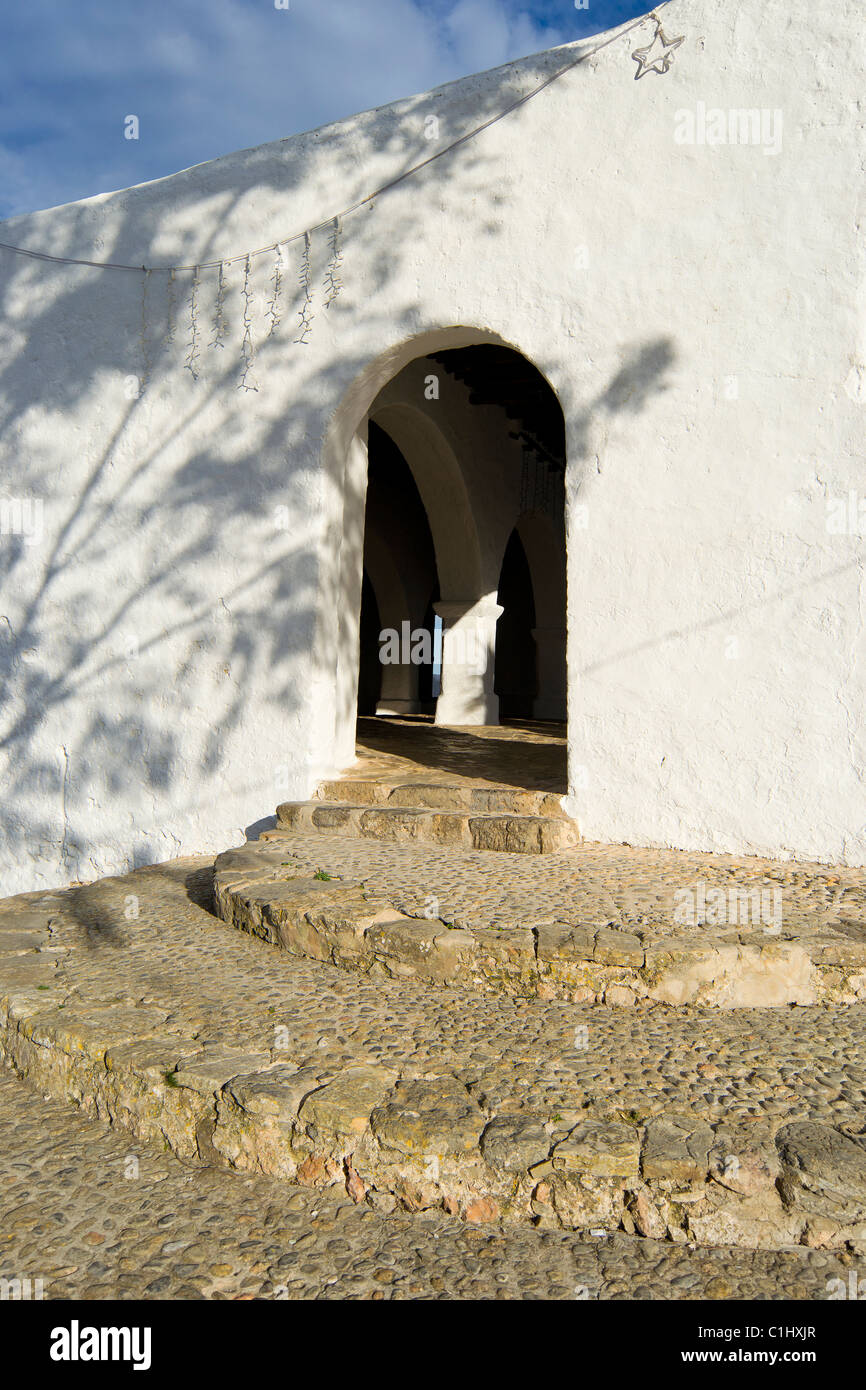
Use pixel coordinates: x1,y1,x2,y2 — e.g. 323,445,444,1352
0,0,864,894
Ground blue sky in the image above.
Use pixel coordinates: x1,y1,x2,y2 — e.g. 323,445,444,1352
0,1,653,218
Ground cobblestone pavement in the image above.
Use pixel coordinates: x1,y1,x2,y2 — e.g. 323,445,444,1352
2,853,866,1276
0,1070,854,1300
22,859,866,1131
4,723,865,1295
274,829,866,944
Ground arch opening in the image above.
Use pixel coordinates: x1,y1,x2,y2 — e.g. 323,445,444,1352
360,420,439,717
321,330,568,785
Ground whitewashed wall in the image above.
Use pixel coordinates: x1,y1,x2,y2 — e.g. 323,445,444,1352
0,0,863,892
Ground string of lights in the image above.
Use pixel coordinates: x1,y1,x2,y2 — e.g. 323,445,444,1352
0,8,683,388
0,5,675,279
239,255,259,389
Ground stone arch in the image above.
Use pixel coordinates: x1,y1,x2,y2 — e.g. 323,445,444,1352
315,327,567,767
369,403,483,600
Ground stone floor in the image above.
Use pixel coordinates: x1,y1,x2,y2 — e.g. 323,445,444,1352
2,854,866,1277
13,858,866,1131
267,830,866,947
0,1070,855,1300
353,715,567,794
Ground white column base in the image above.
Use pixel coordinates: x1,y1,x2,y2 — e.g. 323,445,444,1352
434,597,503,726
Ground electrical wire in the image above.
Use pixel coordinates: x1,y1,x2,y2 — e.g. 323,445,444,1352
0,7,674,277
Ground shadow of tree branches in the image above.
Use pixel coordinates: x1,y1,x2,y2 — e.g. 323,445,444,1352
0,24,678,888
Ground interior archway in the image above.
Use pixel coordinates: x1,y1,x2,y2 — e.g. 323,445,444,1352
495,528,537,720
360,420,439,716
318,328,568,790
353,342,566,734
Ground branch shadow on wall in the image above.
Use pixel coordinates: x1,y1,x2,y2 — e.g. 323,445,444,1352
0,25,685,904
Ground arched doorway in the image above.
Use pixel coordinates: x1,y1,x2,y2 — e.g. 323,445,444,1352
317,328,568,778
352,343,567,732
359,421,439,716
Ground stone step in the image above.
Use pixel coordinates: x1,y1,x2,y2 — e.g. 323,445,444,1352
315,779,567,818
3,865,866,1253
276,800,579,854
4,947,865,1251
11,1078,849,1303
215,838,866,1009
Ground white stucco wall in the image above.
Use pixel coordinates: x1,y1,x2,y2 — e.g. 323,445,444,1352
0,0,864,892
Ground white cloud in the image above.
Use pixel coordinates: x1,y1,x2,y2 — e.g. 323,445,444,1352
443,0,562,71
0,0,573,217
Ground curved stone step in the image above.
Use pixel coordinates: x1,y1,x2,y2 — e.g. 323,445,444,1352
4,963,865,1253
2,867,866,1253
6,1078,853,1303
214,838,866,1008
276,800,578,854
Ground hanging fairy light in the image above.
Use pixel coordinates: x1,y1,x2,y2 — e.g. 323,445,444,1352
184,266,201,379
266,244,286,338
210,262,228,349
323,217,343,308
166,267,177,345
139,269,152,389
295,232,314,345
238,255,259,391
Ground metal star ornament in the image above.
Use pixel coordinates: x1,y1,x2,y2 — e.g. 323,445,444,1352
632,16,685,80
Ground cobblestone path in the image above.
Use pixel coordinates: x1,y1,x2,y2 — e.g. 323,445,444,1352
2,850,866,1285
0,1070,854,1300
12,859,866,1132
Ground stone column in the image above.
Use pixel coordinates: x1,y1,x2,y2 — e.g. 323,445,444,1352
531,624,567,721
434,597,503,726
377,626,420,715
